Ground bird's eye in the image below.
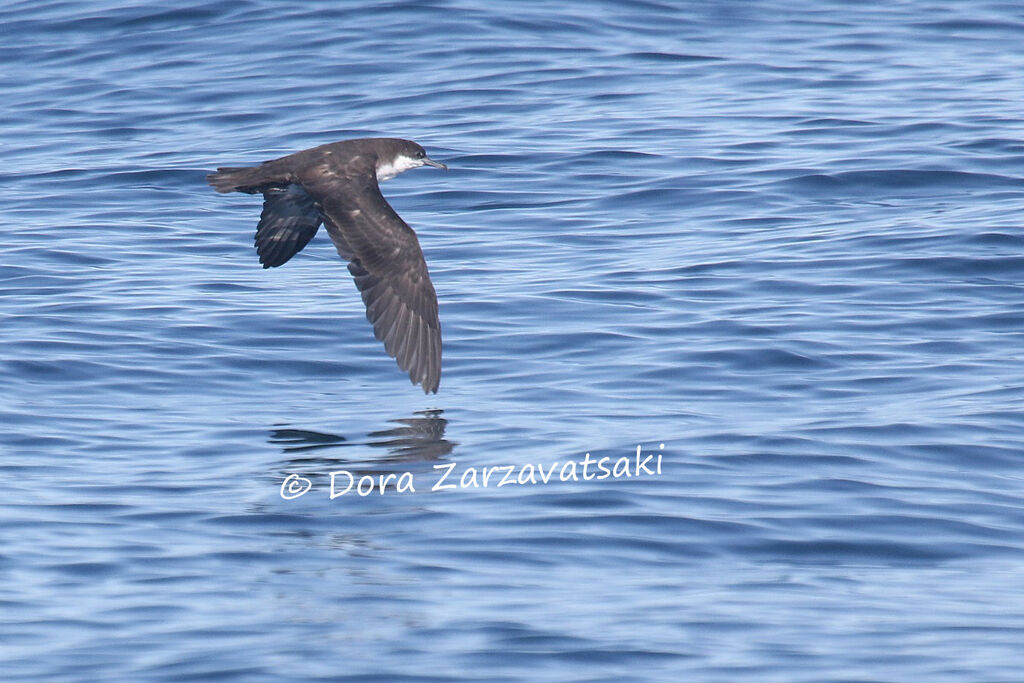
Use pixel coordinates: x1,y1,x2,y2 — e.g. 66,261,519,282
416,150,425,158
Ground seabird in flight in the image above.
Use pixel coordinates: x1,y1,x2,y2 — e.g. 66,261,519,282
207,138,448,393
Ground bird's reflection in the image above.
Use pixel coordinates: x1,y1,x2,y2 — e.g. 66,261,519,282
268,428,346,453
269,409,453,465
365,409,452,460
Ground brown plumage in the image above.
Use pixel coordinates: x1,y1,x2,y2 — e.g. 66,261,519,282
207,138,447,393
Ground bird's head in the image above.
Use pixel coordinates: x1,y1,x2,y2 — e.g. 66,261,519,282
375,139,447,182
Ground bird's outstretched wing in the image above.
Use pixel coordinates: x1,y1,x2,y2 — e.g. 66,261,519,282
255,184,322,268
305,172,441,393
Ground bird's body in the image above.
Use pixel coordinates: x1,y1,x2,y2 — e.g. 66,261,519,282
207,138,447,393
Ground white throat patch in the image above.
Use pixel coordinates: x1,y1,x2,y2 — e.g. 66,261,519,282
376,154,423,182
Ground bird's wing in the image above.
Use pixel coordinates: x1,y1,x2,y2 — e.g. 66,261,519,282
255,184,322,268
304,172,441,393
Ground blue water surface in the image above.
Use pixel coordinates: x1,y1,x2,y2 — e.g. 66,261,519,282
4,0,1024,679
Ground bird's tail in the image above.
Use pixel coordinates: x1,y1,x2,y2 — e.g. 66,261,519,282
206,166,264,194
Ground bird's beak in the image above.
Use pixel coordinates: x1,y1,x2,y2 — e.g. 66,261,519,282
422,156,447,170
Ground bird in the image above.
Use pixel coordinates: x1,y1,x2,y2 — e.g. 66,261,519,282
207,138,448,393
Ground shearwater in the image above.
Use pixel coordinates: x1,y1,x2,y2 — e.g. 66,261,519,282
207,138,448,393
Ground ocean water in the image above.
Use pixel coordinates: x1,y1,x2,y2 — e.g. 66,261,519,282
4,0,1024,679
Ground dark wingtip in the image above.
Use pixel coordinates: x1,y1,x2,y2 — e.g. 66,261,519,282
408,354,440,394
421,371,441,394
